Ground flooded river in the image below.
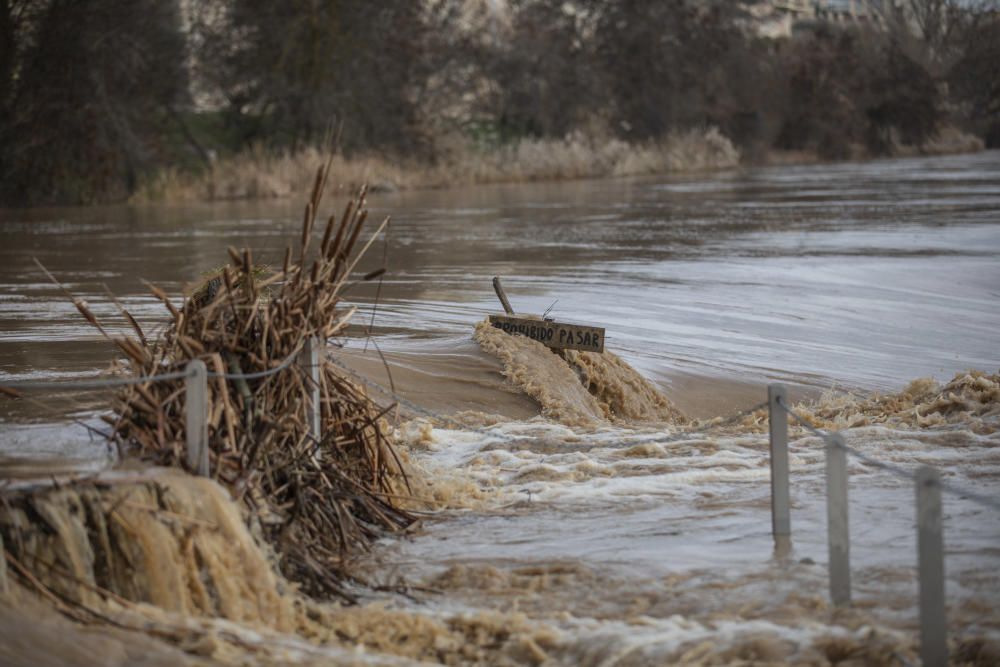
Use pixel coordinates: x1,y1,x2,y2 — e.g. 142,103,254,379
1,151,999,664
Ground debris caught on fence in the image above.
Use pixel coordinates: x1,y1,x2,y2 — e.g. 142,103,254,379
37,158,414,599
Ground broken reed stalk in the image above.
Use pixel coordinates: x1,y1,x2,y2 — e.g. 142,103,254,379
57,162,411,599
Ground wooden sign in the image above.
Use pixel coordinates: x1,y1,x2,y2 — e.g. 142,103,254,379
488,314,605,353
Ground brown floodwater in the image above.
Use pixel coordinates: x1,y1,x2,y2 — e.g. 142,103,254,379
1,151,999,664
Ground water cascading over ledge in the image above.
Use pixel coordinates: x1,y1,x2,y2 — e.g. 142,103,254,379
0,470,297,628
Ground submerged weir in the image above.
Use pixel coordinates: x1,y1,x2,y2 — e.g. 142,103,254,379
0,470,296,627
472,319,685,427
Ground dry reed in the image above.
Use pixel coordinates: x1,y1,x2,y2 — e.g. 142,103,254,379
133,128,741,203
61,157,413,598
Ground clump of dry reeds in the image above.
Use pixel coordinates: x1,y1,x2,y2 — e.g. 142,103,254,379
71,158,413,598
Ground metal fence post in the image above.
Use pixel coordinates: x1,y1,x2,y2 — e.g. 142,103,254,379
0,530,8,594
916,466,947,667
299,336,322,445
768,384,791,549
185,360,209,477
826,433,851,606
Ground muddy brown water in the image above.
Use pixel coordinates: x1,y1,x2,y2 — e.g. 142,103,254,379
1,151,999,664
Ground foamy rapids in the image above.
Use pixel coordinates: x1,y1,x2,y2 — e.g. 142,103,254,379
2,322,999,666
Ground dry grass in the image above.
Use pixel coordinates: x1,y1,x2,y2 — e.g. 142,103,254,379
53,159,413,598
450,127,740,182
134,128,741,203
136,145,415,202
915,125,985,156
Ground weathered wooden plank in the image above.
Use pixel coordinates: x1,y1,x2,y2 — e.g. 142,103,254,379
488,314,605,353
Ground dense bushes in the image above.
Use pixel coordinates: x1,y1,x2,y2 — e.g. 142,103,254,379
1,0,996,206
948,16,1000,147
189,0,430,154
770,28,944,159
477,1,968,163
0,0,188,204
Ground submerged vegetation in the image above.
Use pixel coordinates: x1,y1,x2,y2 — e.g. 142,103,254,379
1,0,998,205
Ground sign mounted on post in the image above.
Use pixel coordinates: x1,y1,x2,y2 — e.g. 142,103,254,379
488,314,605,353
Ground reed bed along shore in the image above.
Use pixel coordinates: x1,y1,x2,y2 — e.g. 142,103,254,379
134,123,987,205
133,128,741,203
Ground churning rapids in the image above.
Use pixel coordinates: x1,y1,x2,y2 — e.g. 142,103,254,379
1,151,999,665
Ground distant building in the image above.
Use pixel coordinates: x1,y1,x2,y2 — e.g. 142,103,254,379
744,0,887,38
814,0,884,27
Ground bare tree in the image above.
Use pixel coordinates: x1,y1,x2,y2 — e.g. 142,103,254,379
870,0,996,77
947,6,1000,144
588,0,754,141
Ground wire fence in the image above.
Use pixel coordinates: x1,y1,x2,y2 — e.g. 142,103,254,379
761,384,1000,667
324,363,995,667
775,396,1000,513
0,344,304,393
2,345,994,514
331,356,1000,514
328,345,994,666
0,369,194,391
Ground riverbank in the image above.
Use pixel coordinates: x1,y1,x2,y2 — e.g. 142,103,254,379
132,125,985,204
132,128,741,203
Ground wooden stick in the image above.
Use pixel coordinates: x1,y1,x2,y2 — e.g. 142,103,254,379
492,276,515,315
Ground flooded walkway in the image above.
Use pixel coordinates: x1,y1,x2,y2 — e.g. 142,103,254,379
1,151,999,664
